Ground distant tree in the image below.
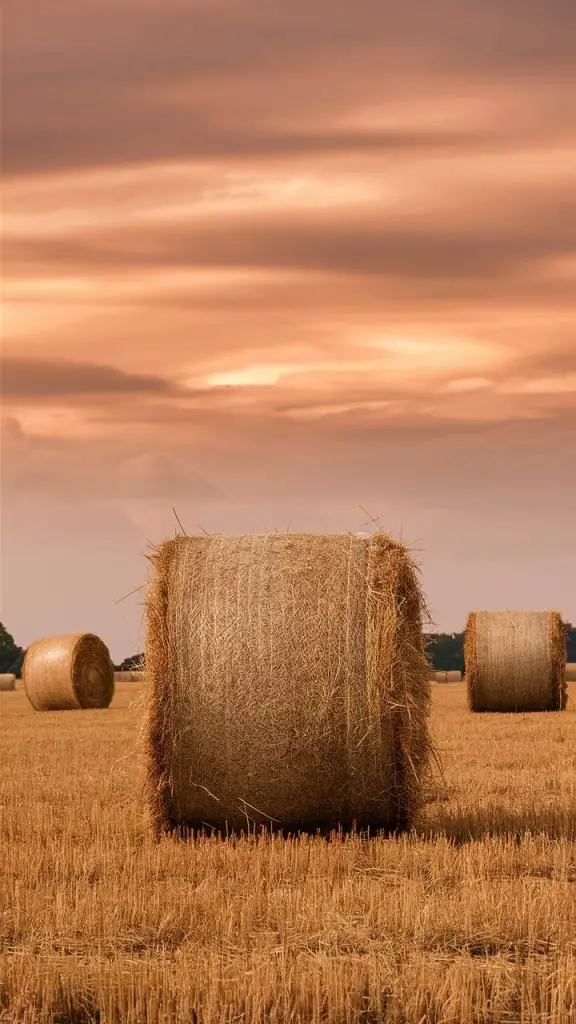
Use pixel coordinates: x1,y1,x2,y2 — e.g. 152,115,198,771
424,632,464,672
0,622,25,675
118,653,144,671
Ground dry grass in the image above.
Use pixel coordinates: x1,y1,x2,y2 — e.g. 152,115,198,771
465,611,567,713
23,633,115,711
1,681,575,1022
146,533,432,836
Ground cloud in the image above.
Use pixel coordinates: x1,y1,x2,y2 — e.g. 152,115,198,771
1,358,181,397
7,188,576,284
5,0,576,176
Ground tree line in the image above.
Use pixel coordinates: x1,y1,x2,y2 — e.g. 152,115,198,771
2,622,576,675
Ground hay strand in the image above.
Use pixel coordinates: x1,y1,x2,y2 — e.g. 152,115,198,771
0,674,16,691
465,611,567,713
23,634,115,711
144,531,433,838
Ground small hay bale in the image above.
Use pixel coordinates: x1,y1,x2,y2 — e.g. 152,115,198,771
0,674,16,691
445,670,462,682
433,671,448,682
566,663,576,682
465,611,567,713
23,634,115,711
114,671,133,682
144,532,432,837
130,671,144,682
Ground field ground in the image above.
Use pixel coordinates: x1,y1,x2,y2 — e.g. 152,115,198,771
1,681,575,1023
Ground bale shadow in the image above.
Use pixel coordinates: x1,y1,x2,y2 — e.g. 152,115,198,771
157,803,576,845
418,804,576,844
158,817,411,843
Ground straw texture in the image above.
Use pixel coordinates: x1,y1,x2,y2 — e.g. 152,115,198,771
566,663,576,682
465,611,567,713
144,532,432,837
23,634,115,711
0,674,16,691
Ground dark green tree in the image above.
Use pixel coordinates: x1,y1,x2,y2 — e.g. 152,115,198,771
118,653,144,671
0,622,25,675
424,632,465,672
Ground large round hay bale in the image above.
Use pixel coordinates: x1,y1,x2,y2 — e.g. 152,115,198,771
0,674,16,691
445,670,462,682
566,663,576,682
144,532,432,837
465,611,567,712
23,634,115,711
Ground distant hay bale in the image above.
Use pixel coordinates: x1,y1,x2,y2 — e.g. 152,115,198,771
566,663,576,682
465,611,567,713
445,670,462,682
432,671,448,682
144,532,433,837
23,634,115,711
114,671,133,682
0,674,16,691
130,671,144,682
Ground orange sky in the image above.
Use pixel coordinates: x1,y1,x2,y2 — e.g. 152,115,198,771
2,0,575,660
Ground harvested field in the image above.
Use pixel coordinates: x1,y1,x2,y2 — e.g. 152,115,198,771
1,680,575,1023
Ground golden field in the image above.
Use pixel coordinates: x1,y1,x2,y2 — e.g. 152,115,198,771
1,682,575,1024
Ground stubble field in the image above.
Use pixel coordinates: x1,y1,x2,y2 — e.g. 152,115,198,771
1,681,575,1023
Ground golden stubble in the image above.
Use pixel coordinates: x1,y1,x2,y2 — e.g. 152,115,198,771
0,682,575,1023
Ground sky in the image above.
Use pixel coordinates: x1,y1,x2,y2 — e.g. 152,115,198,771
2,0,575,662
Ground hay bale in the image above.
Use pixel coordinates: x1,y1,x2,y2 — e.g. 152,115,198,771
23,634,115,711
465,611,567,712
566,663,576,682
432,671,448,682
144,532,432,837
0,674,16,691
445,670,462,682
130,671,144,682
114,671,133,682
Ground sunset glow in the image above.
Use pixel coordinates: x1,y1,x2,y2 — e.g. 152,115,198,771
3,0,575,657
